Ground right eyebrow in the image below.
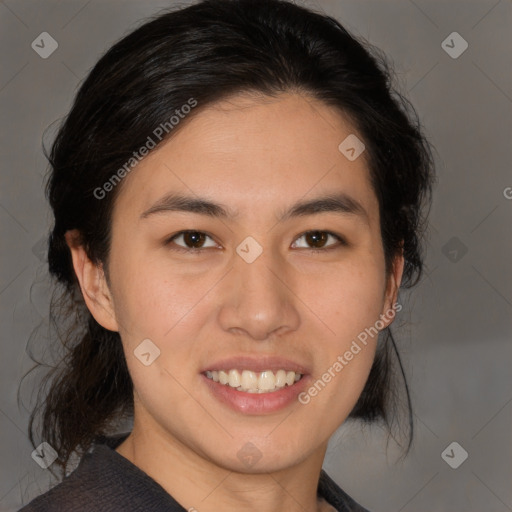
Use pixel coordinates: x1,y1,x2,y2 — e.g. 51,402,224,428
140,193,235,220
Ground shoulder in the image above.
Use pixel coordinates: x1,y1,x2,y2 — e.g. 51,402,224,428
18,452,109,512
18,433,186,512
318,470,371,512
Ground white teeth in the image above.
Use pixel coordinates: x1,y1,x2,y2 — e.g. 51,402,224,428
228,369,241,388
258,371,275,391
275,369,287,388
205,369,303,393
241,370,257,390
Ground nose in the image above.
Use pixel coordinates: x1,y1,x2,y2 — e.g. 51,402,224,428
217,247,301,341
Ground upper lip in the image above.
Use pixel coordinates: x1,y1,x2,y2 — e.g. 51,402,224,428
201,355,310,375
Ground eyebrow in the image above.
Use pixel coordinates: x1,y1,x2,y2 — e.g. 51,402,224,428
140,192,369,224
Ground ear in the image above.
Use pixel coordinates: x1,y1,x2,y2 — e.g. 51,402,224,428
65,229,119,332
379,246,405,329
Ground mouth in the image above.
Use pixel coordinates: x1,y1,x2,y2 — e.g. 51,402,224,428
204,369,303,394
200,356,310,414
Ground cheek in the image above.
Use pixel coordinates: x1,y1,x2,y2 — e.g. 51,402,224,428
302,257,387,341
111,257,204,340
299,264,384,420
298,254,386,409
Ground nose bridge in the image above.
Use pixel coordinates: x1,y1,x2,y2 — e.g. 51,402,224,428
218,243,300,339
239,249,281,302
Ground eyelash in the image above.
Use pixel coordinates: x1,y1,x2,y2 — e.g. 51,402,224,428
164,230,347,254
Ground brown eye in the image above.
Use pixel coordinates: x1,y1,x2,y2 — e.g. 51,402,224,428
183,231,206,248
167,231,218,250
292,230,345,250
305,231,329,248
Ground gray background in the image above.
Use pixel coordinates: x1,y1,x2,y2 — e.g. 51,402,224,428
1,0,511,510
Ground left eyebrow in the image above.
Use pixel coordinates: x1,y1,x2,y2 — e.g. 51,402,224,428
139,191,369,224
277,193,369,225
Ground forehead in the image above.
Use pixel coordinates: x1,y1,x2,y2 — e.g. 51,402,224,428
112,92,378,225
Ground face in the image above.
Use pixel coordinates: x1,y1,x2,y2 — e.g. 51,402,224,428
71,92,403,473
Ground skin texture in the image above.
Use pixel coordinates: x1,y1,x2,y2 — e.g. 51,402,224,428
65,92,404,512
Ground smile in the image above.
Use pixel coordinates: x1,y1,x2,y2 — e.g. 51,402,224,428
205,369,303,393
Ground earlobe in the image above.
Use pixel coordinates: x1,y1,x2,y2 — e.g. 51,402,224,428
64,230,119,332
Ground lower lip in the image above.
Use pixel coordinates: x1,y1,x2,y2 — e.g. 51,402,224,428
202,374,310,415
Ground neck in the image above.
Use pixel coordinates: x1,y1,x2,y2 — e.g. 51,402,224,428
115,422,332,512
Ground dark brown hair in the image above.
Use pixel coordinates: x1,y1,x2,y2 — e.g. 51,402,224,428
21,0,435,478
